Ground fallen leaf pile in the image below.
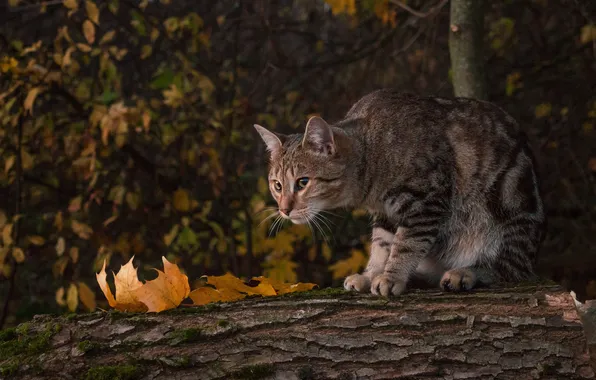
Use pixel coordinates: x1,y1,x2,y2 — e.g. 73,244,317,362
96,256,318,312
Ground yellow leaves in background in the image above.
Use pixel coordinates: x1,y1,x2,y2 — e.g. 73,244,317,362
71,220,93,239
163,84,184,108
326,0,356,16
24,87,41,114
580,24,596,45
83,20,95,44
85,1,99,24
535,103,552,119
173,188,191,211
56,281,96,312
329,249,368,280
96,258,318,312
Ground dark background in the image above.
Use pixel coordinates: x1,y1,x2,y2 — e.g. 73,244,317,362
0,0,594,327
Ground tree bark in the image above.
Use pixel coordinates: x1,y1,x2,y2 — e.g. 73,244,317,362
1,285,595,380
449,0,488,100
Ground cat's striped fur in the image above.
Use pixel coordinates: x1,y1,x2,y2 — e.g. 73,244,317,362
255,90,545,296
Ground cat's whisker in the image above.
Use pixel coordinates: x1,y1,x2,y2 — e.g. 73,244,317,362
258,211,279,228
268,215,283,237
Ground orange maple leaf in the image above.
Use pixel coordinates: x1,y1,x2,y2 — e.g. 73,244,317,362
96,256,190,312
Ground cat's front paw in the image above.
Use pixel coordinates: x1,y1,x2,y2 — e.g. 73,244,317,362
441,268,477,292
370,274,406,297
344,274,371,292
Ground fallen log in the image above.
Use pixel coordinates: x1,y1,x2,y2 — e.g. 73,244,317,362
0,285,594,380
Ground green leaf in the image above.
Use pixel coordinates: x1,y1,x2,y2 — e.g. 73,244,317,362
150,68,175,89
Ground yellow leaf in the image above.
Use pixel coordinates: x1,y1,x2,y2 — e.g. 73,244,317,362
329,249,367,280
3,224,13,246
0,210,6,230
63,0,78,10
55,237,66,256
71,220,93,239
535,103,552,119
66,283,79,312
69,196,82,212
125,192,139,210
252,276,317,295
173,189,191,212
21,150,34,171
27,235,45,246
78,281,96,311
134,257,191,312
85,0,99,24
24,87,41,114
55,287,66,306
83,20,95,44
140,45,152,59
99,30,116,45
263,257,298,283
96,257,147,312
61,46,75,67
205,273,276,297
163,224,179,246
163,84,183,108
581,24,596,45
55,211,64,231
12,247,25,263
103,215,118,226
70,246,79,263
188,286,244,305
4,156,15,174
76,43,92,52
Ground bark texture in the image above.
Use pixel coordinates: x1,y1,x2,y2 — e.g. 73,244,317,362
449,0,488,100
1,285,594,380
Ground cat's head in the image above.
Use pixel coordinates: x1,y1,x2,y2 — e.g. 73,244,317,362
254,116,354,224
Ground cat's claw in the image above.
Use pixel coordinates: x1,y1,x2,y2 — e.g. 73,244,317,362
344,274,370,292
370,275,406,297
440,268,476,292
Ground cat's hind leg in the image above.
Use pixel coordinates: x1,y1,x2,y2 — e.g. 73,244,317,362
344,225,392,292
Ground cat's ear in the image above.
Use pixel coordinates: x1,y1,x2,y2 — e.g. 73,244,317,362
302,116,335,155
254,124,285,156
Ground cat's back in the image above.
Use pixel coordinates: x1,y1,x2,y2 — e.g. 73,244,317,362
344,89,521,143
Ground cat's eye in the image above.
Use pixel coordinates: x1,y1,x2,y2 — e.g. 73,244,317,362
296,177,309,190
273,180,282,192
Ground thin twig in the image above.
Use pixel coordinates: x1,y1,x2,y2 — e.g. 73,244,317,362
389,0,448,18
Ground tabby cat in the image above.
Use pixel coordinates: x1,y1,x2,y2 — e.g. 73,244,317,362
254,90,545,296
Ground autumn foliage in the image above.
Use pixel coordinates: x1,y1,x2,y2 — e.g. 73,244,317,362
0,0,595,325
96,256,316,312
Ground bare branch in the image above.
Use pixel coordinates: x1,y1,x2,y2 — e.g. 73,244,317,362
389,0,449,18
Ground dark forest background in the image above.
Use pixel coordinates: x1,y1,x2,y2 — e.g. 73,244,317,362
0,0,594,327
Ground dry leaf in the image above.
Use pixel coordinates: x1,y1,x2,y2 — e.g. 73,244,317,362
66,283,79,311
83,20,95,44
189,273,317,306
173,189,190,212
78,281,96,311
55,237,65,256
27,235,45,246
188,286,244,305
85,0,99,23
12,247,25,263
55,286,66,306
24,87,41,114
71,220,93,239
96,257,147,312
134,257,190,312
2,224,13,246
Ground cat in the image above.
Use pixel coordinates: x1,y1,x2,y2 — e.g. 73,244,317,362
254,89,545,296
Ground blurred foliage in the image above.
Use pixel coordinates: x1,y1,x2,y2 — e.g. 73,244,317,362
0,0,594,325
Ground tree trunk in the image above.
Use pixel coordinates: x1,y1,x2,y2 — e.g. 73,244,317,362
449,0,488,100
1,285,595,380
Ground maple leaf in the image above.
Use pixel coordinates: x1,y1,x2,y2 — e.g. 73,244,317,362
134,257,190,312
96,256,191,312
96,256,147,312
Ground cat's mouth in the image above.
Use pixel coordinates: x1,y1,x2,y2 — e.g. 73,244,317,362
280,209,310,224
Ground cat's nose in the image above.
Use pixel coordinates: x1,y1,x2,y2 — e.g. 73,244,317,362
280,208,291,216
